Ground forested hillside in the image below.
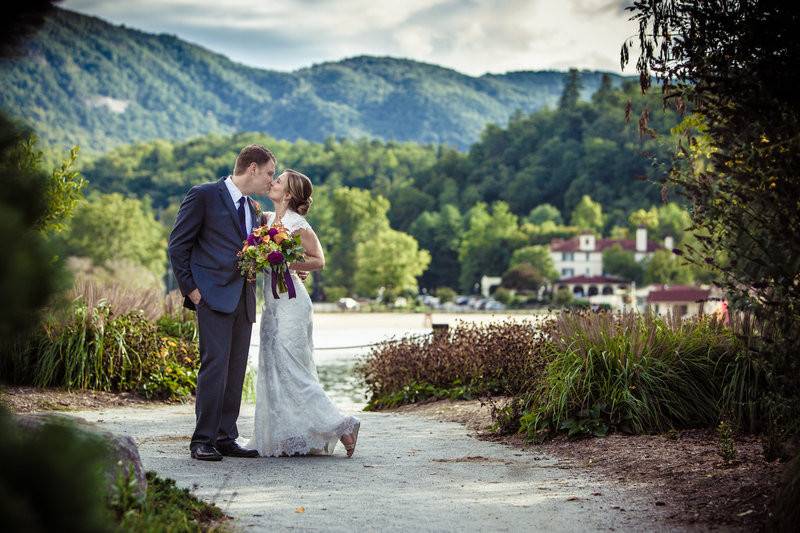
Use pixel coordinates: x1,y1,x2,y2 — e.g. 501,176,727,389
0,7,628,152
80,75,687,291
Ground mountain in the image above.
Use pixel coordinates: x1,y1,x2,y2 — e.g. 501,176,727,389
0,7,633,153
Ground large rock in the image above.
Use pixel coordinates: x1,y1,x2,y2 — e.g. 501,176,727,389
14,413,147,499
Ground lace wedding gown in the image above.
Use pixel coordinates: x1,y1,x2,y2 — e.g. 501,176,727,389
247,209,360,457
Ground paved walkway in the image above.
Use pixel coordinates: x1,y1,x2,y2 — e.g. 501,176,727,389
70,404,676,532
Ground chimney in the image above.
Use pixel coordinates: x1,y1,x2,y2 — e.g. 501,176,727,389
578,233,596,251
664,235,674,251
636,227,647,253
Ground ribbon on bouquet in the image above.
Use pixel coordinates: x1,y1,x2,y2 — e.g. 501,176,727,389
271,266,297,299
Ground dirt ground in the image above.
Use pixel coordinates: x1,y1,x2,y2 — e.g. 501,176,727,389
389,398,786,531
0,386,175,413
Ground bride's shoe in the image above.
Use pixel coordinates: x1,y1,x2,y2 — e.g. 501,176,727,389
341,419,360,458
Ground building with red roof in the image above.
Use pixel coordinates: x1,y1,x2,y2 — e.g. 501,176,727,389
645,284,723,318
549,228,673,280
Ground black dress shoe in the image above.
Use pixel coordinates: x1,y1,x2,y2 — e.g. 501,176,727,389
191,443,223,461
216,441,259,458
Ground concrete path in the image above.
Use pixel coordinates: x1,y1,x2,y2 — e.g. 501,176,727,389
70,404,675,532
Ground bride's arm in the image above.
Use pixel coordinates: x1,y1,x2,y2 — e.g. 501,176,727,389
288,227,325,272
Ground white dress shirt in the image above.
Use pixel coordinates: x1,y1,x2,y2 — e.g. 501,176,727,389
224,175,252,235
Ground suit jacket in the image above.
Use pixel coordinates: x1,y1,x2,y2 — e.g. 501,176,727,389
168,177,257,321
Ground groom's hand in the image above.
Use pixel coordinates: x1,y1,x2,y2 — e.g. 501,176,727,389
189,288,202,305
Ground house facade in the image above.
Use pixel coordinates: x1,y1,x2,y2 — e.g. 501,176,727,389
549,228,672,279
645,285,724,318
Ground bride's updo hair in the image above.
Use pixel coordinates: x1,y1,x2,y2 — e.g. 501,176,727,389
284,169,313,215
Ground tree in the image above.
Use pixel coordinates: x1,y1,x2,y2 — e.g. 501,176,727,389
408,204,463,291
654,202,691,243
509,245,558,281
0,1,70,343
610,226,629,239
353,229,430,299
527,204,563,225
628,207,658,230
569,195,604,232
623,1,800,341
643,249,693,285
602,244,645,285
57,193,167,278
501,263,545,292
0,116,63,342
386,186,435,232
559,68,583,110
458,202,525,291
308,186,391,293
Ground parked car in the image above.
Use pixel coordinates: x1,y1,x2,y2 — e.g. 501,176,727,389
482,298,506,311
337,297,360,311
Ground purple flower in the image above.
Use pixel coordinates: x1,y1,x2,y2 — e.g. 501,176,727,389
267,228,279,237
246,234,260,246
267,250,285,265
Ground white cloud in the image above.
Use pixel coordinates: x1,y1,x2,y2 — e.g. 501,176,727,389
63,0,637,75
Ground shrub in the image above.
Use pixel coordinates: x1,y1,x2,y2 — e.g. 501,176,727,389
356,320,552,410
324,286,347,302
551,287,574,306
492,287,515,306
0,298,199,400
434,287,457,303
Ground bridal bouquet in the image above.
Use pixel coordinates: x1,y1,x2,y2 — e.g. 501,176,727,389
237,222,305,298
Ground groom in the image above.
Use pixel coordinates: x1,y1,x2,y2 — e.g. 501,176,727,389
168,144,275,461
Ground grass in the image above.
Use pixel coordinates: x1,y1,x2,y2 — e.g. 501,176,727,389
0,288,200,401
520,311,764,439
112,471,231,532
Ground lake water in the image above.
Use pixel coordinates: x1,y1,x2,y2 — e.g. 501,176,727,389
245,312,541,412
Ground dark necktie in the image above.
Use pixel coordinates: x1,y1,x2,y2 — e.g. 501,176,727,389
237,196,247,236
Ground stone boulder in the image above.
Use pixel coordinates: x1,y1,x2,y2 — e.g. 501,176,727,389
14,413,147,499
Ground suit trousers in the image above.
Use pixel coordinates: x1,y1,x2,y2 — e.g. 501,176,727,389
191,283,253,449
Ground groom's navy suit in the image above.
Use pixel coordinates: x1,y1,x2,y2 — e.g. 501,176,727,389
168,177,257,449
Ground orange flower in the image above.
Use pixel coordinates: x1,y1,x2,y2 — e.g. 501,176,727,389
274,232,288,244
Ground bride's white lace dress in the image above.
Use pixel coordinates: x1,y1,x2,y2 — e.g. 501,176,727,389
247,209,360,457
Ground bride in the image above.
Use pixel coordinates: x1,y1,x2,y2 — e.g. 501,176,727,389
248,169,361,458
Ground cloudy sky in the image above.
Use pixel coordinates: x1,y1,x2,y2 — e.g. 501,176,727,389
62,0,637,76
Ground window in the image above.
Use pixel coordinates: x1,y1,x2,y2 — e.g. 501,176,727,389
561,268,574,277
562,252,575,261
